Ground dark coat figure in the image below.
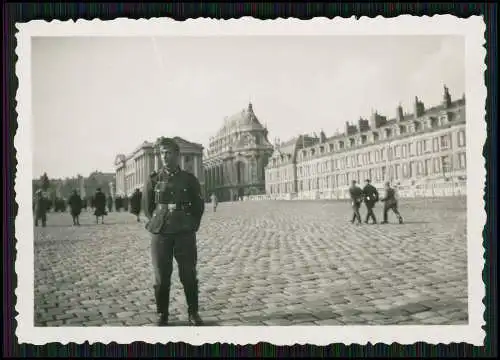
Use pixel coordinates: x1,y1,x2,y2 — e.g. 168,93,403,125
349,180,363,225
34,190,48,227
93,188,107,224
107,196,113,213
123,196,129,212
143,138,205,327
130,189,142,221
68,190,82,226
363,179,379,224
380,182,404,224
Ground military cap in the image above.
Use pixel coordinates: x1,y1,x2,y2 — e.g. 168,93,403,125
157,137,180,153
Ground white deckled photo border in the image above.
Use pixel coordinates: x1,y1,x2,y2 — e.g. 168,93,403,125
15,16,487,346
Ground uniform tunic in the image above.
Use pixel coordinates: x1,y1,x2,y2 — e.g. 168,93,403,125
143,165,205,316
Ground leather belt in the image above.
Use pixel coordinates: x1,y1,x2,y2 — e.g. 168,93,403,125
157,203,178,211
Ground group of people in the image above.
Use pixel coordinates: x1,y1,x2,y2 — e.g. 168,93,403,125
349,179,404,225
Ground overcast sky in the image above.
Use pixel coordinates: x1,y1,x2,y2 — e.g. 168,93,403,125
32,35,464,179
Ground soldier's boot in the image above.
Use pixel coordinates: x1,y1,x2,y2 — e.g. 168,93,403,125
154,285,170,326
185,282,204,326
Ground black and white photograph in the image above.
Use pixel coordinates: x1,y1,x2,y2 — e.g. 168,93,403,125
15,17,485,345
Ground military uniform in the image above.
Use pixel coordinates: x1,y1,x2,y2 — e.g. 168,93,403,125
380,184,403,224
349,183,363,224
142,139,205,326
362,181,379,224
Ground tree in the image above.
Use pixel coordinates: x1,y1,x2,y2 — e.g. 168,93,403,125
40,172,50,191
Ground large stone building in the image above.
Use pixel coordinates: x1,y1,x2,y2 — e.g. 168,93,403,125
265,86,467,199
114,137,204,198
203,103,274,201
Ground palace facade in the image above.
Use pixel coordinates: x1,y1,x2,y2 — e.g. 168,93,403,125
115,137,204,198
265,86,467,199
203,103,274,201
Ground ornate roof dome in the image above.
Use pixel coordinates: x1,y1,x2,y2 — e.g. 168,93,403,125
217,102,265,136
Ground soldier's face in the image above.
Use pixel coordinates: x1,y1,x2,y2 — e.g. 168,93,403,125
160,147,179,169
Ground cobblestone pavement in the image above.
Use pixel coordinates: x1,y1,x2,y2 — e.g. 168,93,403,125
34,197,468,327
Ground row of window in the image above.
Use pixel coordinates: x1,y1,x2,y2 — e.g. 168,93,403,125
292,130,465,176
291,127,465,163
267,153,466,192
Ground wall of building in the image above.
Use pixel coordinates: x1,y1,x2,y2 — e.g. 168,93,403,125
265,94,467,200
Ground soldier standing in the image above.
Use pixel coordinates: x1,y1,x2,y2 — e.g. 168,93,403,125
380,182,404,224
362,179,379,224
34,190,48,227
142,137,205,326
68,189,82,226
349,180,363,225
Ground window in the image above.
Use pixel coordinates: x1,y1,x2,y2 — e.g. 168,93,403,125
417,141,422,155
357,154,361,166
395,164,400,180
441,155,452,173
399,125,407,134
425,159,432,175
373,132,379,142
440,134,451,149
458,152,467,169
457,130,466,147
433,137,439,152
329,144,334,152
424,139,432,153
394,145,401,158
434,158,441,173
409,142,415,157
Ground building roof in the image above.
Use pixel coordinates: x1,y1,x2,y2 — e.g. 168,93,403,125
216,102,265,136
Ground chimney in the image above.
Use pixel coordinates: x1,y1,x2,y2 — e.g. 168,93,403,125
414,96,425,118
396,103,404,122
358,117,370,132
442,85,452,108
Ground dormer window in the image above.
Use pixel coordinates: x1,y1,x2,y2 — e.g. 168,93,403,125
399,125,407,134
361,135,367,145
338,140,345,149
311,148,316,156
414,121,422,132
385,128,392,138
373,132,379,142
430,117,439,128
319,146,324,154
349,138,355,147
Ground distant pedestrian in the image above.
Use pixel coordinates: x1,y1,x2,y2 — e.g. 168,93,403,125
68,189,82,226
210,193,218,212
349,180,363,225
130,188,142,222
34,189,49,227
380,182,404,224
362,179,379,224
93,188,107,224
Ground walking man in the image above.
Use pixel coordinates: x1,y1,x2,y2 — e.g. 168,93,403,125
68,189,82,226
380,182,404,224
349,180,363,225
143,137,205,326
93,188,107,224
362,179,379,224
130,188,142,222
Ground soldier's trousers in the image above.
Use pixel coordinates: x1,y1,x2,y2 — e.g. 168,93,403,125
34,213,46,227
365,203,377,223
151,232,199,316
383,204,402,222
351,203,362,223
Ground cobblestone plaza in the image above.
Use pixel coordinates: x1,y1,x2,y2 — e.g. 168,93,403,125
34,198,468,327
